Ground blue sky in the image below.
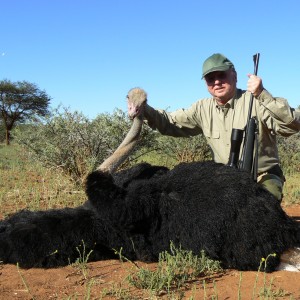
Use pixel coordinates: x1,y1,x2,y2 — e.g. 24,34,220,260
1,0,299,119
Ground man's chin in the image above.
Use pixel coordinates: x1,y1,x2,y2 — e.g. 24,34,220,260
215,96,232,105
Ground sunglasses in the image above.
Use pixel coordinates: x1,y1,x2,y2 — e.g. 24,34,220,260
205,71,230,85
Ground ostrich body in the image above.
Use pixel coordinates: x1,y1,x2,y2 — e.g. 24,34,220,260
0,88,299,271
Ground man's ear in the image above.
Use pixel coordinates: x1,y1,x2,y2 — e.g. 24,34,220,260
232,69,237,83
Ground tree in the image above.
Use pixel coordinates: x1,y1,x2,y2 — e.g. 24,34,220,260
0,79,51,145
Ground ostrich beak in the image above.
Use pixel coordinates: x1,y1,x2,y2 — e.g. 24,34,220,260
127,102,142,119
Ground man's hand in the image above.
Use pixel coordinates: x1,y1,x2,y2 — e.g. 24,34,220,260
247,74,264,97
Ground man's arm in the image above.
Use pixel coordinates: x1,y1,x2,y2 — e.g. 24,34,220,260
247,74,300,133
143,103,203,137
257,89,300,133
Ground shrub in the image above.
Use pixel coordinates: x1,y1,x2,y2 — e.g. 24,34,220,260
154,134,212,168
12,107,158,185
278,132,300,175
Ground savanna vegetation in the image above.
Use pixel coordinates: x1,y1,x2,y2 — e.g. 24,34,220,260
5,106,300,201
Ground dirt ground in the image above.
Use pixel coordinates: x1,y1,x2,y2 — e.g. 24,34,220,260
0,205,299,300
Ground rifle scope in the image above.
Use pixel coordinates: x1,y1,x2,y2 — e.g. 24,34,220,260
227,128,244,168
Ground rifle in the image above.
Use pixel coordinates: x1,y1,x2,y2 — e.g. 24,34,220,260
227,53,260,181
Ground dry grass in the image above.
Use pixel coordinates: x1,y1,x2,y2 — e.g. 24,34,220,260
0,144,85,218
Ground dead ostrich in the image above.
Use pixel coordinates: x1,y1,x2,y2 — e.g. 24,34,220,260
0,88,299,272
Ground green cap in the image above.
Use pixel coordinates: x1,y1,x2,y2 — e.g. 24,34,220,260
202,53,234,78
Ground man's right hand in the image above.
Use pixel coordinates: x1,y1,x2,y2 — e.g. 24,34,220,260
247,74,264,97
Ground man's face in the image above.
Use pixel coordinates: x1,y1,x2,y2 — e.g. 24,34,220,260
204,69,237,104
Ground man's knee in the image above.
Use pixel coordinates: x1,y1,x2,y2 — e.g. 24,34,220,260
257,173,284,201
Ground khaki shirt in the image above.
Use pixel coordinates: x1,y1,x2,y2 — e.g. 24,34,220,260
144,89,300,173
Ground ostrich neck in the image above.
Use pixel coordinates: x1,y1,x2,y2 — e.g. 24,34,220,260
97,114,144,174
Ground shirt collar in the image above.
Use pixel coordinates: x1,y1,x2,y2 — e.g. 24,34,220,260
214,89,240,110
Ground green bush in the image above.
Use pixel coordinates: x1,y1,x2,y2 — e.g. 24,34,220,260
278,132,300,175
12,107,158,185
157,134,212,167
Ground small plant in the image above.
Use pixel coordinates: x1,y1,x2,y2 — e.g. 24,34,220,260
251,253,291,300
238,272,243,300
84,278,96,300
72,240,94,279
258,276,291,299
16,262,36,300
100,282,140,300
126,241,222,297
113,246,141,269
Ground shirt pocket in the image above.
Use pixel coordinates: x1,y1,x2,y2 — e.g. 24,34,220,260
202,127,220,139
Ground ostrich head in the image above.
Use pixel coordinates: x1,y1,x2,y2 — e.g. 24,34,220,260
127,87,147,119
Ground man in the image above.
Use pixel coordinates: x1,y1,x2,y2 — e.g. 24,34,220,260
140,53,300,201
